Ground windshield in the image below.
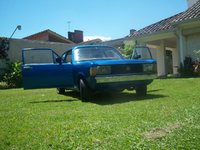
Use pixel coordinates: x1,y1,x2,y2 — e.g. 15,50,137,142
131,46,152,60
74,46,123,61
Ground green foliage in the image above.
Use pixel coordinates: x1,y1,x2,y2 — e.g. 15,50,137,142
0,38,9,59
193,50,200,76
1,79,200,149
178,57,194,77
122,44,133,58
193,49,200,59
2,61,22,88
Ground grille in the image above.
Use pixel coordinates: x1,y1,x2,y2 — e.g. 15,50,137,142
111,64,143,74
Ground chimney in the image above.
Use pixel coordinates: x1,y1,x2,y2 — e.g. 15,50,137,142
68,30,83,44
130,29,137,35
187,0,198,8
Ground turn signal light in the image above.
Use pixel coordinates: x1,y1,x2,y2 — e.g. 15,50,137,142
90,67,97,76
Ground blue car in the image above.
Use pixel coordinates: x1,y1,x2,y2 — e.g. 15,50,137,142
22,45,157,101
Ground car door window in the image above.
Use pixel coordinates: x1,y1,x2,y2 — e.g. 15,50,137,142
23,49,59,64
132,47,152,60
64,50,72,63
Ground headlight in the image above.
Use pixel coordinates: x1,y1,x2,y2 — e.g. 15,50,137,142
96,66,111,75
143,64,157,73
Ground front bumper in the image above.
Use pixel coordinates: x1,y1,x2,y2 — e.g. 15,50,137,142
95,74,157,84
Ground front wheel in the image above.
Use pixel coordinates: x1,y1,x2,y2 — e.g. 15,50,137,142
56,88,65,94
135,85,147,96
79,79,91,102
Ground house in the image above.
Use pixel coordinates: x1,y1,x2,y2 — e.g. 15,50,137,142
126,0,200,76
0,29,76,74
24,29,74,44
103,38,126,50
80,38,103,45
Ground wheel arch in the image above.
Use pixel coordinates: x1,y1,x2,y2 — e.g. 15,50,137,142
76,72,87,90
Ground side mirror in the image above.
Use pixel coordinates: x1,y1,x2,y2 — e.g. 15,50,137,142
133,54,141,59
56,57,62,64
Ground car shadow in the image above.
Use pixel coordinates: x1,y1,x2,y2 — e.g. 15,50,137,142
30,91,79,104
30,89,166,105
30,99,78,104
148,89,163,93
90,92,167,105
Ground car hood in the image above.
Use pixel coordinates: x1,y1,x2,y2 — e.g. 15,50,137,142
75,59,156,66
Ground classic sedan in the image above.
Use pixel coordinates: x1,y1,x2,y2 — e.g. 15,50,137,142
22,45,157,101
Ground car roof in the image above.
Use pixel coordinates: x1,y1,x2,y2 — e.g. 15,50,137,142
72,44,113,50
64,44,116,54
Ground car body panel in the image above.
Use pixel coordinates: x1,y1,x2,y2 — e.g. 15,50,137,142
22,45,157,92
22,48,73,89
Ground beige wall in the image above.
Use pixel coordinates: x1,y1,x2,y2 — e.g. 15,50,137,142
0,38,74,74
8,39,74,62
186,33,200,60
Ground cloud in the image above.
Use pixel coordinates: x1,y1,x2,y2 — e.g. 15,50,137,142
84,36,112,42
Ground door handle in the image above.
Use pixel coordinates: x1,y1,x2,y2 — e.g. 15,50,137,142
23,66,32,69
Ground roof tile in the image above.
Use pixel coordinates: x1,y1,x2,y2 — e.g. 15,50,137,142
131,0,200,37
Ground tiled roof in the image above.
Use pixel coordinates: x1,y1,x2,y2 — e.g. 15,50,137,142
131,0,200,37
24,29,74,44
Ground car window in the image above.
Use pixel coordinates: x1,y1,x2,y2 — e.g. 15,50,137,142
74,46,123,61
132,47,152,60
65,51,72,63
23,49,59,64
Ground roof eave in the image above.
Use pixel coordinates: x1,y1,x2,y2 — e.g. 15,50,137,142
172,17,200,27
47,30,74,44
128,29,175,42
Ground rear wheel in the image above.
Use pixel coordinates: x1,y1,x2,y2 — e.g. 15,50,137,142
135,85,147,96
79,79,91,102
56,88,65,94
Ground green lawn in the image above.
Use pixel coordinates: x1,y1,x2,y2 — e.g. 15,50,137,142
0,78,200,149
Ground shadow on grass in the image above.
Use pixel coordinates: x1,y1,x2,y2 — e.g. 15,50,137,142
30,89,167,105
148,89,163,93
30,91,79,104
30,99,78,104
91,92,167,105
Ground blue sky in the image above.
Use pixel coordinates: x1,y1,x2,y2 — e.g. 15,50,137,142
0,0,187,41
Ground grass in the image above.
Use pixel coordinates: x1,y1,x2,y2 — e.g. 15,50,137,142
0,78,200,149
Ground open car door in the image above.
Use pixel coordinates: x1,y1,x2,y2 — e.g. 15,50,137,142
131,46,153,60
22,48,73,89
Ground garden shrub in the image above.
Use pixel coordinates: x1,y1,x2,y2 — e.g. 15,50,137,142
193,50,200,76
122,44,133,58
193,60,200,76
3,61,22,88
0,38,9,59
179,56,200,77
179,57,194,77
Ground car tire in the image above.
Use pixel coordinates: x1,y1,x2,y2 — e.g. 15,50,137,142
79,79,91,102
135,85,147,96
57,88,65,94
